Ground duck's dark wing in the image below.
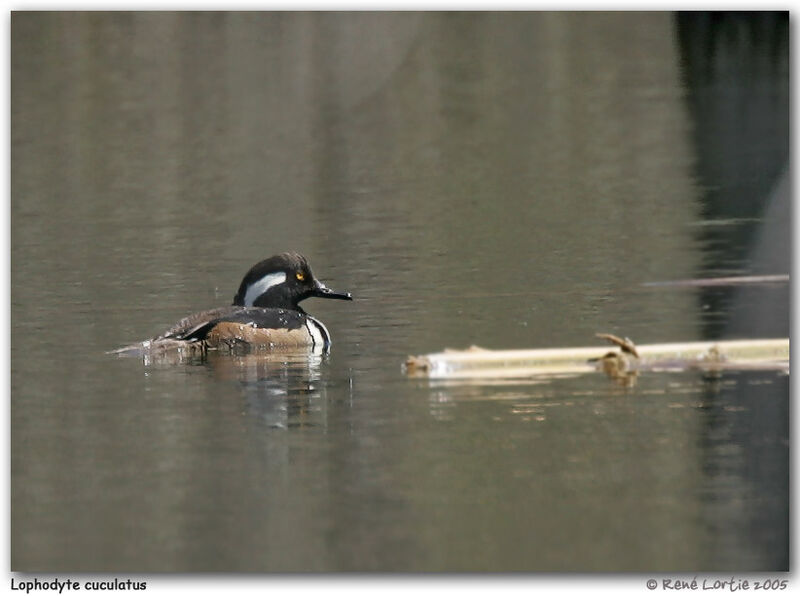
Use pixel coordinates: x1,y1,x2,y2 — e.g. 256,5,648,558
110,307,310,356
159,306,306,341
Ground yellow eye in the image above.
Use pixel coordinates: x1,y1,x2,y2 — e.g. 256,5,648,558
296,271,305,281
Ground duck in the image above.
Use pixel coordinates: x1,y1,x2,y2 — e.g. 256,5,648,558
113,252,352,355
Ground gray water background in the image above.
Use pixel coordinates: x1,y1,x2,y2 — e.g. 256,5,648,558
11,12,789,572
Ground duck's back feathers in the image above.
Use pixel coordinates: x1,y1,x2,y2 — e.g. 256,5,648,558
111,307,324,356
158,306,306,341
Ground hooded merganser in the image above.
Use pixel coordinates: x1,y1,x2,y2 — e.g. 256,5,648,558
113,253,352,355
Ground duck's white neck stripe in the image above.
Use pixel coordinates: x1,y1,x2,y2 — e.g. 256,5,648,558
244,272,287,306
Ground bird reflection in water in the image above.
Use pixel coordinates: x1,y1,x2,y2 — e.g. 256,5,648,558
140,345,330,429
207,349,327,429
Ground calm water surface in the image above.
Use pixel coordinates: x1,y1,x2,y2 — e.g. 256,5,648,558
11,12,789,572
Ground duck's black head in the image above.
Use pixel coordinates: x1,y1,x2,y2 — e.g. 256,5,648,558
232,252,353,311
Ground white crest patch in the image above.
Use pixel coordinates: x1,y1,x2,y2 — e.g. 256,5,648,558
244,272,287,306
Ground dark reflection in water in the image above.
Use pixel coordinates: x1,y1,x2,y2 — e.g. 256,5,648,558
675,12,789,338
11,12,788,572
695,373,789,570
